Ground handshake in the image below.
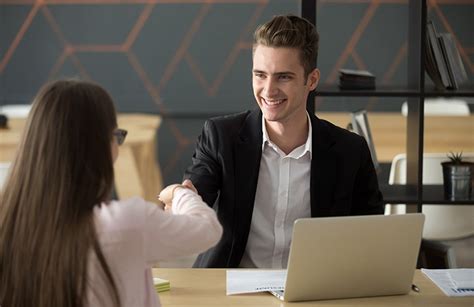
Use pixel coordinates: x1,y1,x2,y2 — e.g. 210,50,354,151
157,179,197,210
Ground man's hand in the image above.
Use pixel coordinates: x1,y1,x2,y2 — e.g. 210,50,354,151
182,179,197,194
157,179,197,211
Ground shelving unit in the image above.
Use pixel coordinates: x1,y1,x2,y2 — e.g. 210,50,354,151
302,0,474,211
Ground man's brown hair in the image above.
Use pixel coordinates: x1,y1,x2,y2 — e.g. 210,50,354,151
253,14,319,77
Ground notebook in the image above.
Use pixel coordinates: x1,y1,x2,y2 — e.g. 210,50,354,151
270,213,425,302
153,277,170,293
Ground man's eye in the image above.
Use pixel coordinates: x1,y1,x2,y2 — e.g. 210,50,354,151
279,75,292,80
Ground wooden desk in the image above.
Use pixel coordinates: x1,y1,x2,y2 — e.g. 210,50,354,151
318,113,474,163
0,113,162,201
152,268,474,306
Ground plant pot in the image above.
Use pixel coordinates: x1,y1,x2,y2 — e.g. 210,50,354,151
441,162,473,200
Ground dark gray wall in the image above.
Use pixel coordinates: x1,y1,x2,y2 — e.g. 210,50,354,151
1,1,473,186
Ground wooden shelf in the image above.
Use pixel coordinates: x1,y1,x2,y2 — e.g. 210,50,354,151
316,85,421,97
422,185,474,204
381,184,474,205
308,0,474,210
424,84,474,97
381,184,419,204
316,84,474,98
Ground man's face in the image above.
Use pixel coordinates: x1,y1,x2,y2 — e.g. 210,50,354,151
252,45,319,125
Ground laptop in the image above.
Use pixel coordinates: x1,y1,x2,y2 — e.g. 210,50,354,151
270,213,425,302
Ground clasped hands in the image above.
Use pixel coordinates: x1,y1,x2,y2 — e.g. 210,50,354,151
157,179,197,210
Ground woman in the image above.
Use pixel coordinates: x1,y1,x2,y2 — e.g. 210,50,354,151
0,80,222,307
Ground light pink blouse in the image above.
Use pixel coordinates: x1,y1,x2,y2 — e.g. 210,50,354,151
87,188,222,306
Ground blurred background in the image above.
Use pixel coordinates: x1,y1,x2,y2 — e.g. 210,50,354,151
1,0,473,187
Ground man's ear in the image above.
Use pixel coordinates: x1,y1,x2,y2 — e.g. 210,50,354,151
307,68,320,91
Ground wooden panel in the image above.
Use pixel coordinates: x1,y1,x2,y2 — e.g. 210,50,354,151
0,114,162,202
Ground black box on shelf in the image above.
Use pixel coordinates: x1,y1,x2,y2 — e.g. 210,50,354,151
338,69,376,90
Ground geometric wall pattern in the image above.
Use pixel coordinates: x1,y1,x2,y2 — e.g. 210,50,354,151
1,0,473,185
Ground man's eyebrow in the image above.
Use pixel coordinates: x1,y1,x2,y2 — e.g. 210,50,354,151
274,71,296,76
252,70,296,76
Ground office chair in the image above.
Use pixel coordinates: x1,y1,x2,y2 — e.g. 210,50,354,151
417,239,457,269
387,153,474,268
401,98,470,116
0,162,11,190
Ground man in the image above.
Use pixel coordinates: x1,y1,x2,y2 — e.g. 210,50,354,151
184,15,383,268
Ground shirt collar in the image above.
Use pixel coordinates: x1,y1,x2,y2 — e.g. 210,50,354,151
261,112,312,159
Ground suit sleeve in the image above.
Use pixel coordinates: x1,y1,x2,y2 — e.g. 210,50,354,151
352,136,384,215
184,120,222,207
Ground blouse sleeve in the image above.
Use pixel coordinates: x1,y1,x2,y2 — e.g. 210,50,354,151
142,188,222,264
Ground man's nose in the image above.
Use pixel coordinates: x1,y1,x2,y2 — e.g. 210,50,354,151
263,78,278,97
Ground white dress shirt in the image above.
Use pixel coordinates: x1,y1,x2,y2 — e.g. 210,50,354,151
240,113,312,269
87,189,222,306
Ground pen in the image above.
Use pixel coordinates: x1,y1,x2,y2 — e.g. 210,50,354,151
411,284,420,293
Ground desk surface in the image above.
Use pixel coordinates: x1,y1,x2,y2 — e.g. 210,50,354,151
152,268,474,306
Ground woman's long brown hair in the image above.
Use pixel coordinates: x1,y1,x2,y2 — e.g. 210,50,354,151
0,80,121,306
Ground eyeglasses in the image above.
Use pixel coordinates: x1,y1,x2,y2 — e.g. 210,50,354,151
113,128,128,145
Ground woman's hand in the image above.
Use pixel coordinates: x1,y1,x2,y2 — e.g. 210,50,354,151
157,179,197,210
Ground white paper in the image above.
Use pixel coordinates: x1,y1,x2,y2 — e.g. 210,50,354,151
422,269,474,297
448,269,474,289
226,270,286,295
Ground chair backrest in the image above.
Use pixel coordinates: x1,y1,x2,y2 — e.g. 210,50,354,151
401,98,470,116
417,239,457,269
0,104,32,118
350,110,379,170
0,162,11,190
388,153,474,240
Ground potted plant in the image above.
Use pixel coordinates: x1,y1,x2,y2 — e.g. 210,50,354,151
441,152,473,200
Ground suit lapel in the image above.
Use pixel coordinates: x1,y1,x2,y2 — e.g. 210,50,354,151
231,110,262,262
310,113,337,216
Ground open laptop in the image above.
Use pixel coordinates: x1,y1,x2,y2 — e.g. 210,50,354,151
270,213,425,302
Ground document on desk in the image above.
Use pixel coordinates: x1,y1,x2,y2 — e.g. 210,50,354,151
422,269,474,297
226,270,286,295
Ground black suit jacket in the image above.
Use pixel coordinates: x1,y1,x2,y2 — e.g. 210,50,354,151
184,109,384,268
